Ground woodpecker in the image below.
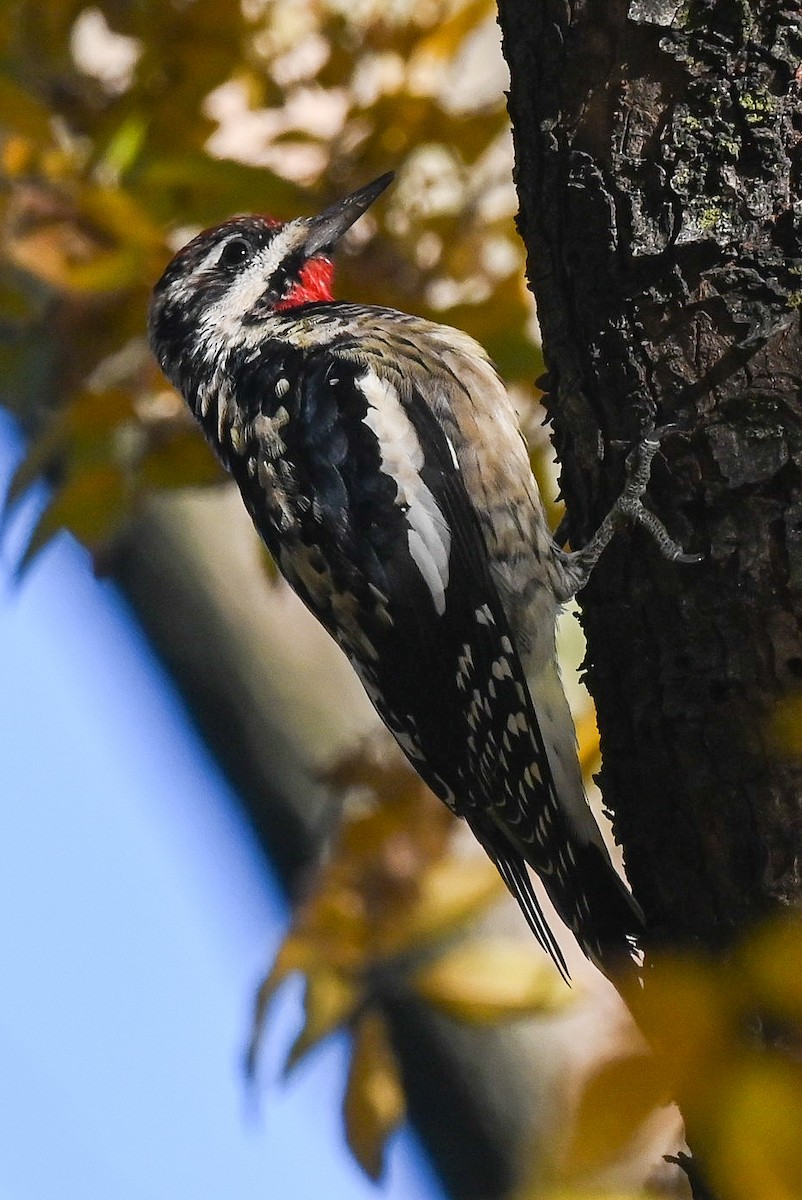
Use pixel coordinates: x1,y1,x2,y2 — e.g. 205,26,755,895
148,172,693,979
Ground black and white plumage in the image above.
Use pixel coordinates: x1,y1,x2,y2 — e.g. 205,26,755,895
148,174,689,978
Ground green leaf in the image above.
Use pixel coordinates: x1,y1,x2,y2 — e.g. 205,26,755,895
100,113,149,179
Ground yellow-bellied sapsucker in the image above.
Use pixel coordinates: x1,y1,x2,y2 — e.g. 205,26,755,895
148,173,694,979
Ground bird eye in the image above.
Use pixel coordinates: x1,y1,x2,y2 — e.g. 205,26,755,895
219,238,251,268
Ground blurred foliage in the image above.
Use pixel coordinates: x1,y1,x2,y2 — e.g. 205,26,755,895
520,914,802,1200
248,743,569,1179
4,1,799,1198
0,0,544,566
0,0,575,1183
4,1,735,1194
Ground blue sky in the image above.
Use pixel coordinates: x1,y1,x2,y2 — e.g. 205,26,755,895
0,414,444,1200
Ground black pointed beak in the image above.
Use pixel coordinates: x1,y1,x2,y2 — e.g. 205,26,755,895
301,172,394,258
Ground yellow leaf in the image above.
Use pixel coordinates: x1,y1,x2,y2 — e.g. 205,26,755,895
9,227,142,296
246,934,319,1078
412,0,495,62
767,693,802,758
0,73,52,142
78,185,164,252
100,114,149,180
575,708,600,778
66,388,135,438
532,1192,651,1200
623,956,735,1110
711,1056,802,1200
285,969,360,1074
3,134,35,177
378,856,506,955
563,1052,667,1176
344,1012,405,1181
740,912,802,1023
412,937,569,1023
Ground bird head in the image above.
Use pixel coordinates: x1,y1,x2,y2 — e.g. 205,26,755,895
148,172,393,381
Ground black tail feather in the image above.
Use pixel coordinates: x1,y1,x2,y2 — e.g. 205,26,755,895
494,850,570,982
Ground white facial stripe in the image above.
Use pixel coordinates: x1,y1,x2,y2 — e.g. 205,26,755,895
196,222,306,356
358,370,451,615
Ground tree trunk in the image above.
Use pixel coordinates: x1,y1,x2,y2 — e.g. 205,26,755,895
497,0,802,952
496,0,802,1190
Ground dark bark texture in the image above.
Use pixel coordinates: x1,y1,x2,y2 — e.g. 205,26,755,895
496,0,802,955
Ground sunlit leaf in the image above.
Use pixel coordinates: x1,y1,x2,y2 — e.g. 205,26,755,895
382,856,506,954
739,913,802,1022
62,246,144,294
8,206,152,296
2,134,35,178
711,1056,802,1200
285,968,360,1074
325,744,453,867
293,887,373,972
344,1012,405,1180
99,114,150,181
413,0,495,61
80,184,164,251
563,1053,667,1177
246,934,320,1078
623,955,736,1112
413,937,569,1023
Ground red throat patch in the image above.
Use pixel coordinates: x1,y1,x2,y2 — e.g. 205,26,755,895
275,257,335,310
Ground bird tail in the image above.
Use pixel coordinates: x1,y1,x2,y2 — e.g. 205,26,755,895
469,811,643,982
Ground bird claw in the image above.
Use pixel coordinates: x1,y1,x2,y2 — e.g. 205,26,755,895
554,423,701,599
619,425,700,565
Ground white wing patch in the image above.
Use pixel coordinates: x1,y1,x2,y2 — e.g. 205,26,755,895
358,370,452,615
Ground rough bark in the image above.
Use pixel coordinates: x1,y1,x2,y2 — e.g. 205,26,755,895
496,2,802,1191
496,0,802,952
